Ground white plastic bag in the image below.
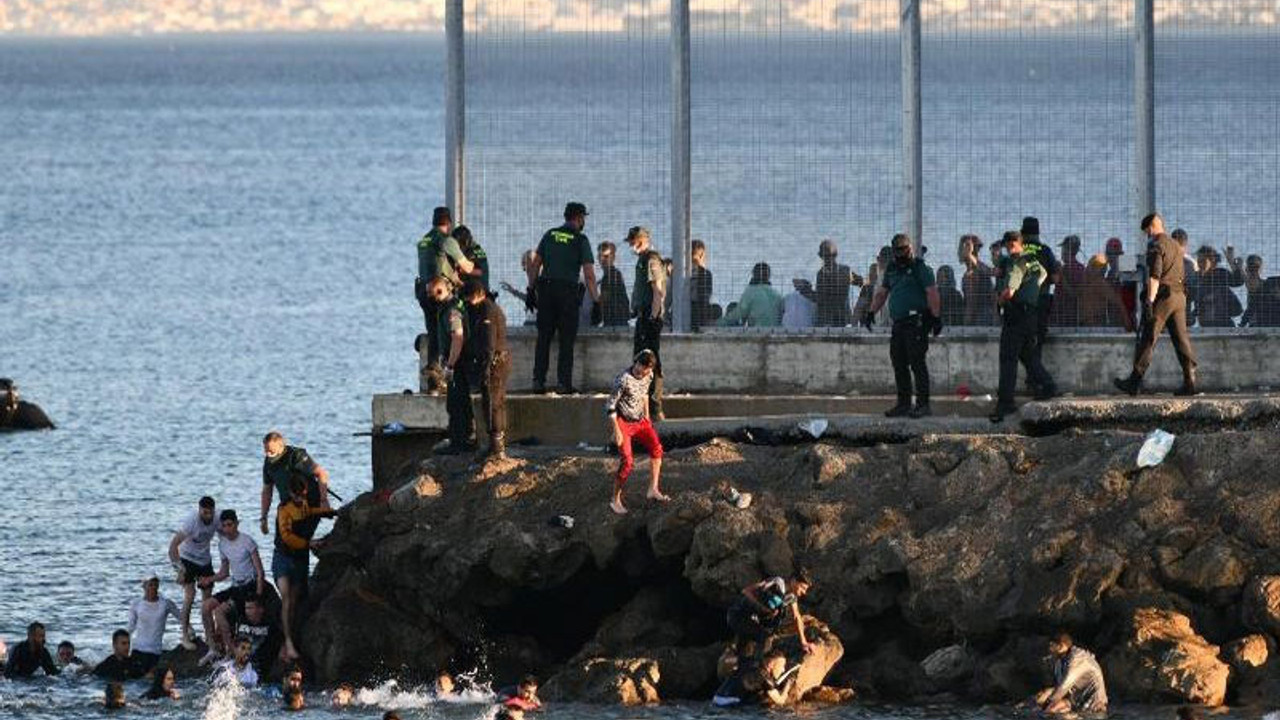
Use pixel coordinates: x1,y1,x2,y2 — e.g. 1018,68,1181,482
799,418,829,439
1137,429,1176,468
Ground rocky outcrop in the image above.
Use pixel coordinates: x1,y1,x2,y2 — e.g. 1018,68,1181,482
305,427,1280,705
1105,608,1230,706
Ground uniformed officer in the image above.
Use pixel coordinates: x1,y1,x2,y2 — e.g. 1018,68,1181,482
461,277,511,459
451,224,490,292
991,231,1058,423
530,202,600,394
1019,216,1062,398
1114,213,1198,396
626,226,668,419
427,276,475,454
416,207,479,394
864,233,942,418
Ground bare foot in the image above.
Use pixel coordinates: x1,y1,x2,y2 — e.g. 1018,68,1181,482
647,491,671,503
609,499,628,515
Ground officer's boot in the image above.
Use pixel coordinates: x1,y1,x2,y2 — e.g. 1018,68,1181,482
1174,369,1199,397
485,432,507,461
1112,371,1142,397
885,396,913,418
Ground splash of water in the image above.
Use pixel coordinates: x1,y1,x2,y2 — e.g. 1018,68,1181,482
203,678,246,720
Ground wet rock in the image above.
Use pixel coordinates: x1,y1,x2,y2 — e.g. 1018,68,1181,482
1242,576,1280,637
803,685,857,704
543,657,661,705
1106,607,1230,706
920,644,974,684
1223,634,1269,670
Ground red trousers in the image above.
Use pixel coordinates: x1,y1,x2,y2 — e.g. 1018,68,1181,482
616,417,663,484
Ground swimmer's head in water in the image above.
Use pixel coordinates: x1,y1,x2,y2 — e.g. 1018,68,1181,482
27,622,45,647
105,682,127,709
233,636,252,664
284,665,304,692
111,629,130,659
57,640,75,664
331,683,354,707
434,671,455,696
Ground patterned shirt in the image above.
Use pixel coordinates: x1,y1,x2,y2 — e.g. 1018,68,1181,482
605,369,653,422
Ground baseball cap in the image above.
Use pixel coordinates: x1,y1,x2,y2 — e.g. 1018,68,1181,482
564,202,589,218
1105,238,1124,256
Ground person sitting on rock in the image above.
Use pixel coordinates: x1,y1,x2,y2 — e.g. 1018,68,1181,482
1034,633,1108,715
726,571,813,662
604,350,668,515
497,675,542,711
0,378,55,430
711,649,797,708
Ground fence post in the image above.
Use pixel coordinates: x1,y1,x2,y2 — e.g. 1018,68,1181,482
1133,0,1155,247
445,0,466,222
670,0,692,333
900,0,923,249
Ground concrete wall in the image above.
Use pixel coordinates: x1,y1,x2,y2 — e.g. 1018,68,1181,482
418,328,1280,395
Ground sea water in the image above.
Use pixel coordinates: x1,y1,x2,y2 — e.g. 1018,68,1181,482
1,34,1277,718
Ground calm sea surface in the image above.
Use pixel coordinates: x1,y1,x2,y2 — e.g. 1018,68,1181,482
1,33,1277,718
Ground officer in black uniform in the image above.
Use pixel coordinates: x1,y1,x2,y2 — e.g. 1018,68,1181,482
530,202,600,394
461,277,511,459
428,276,475,453
864,233,942,418
1114,213,1198,396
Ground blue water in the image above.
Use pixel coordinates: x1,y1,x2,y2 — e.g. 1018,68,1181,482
1,33,1278,717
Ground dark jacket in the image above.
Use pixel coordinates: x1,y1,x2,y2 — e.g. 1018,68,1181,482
598,265,630,326
3,641,60,678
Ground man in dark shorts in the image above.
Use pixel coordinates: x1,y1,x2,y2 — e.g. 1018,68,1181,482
199,510,267,664
725,571,813,661
167,496,219,649
93,629,147,681
3,622,60,678
274,475,337,661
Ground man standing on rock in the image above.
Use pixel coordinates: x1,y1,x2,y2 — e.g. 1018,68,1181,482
604,350,668,515
530,201,600,394
1034,633,1108,715
726,572,813,661
274,476,338,661
416,206,480,394
461,277,511,459
991,231,1058,423
863,233,942,419
1113,212,1198,397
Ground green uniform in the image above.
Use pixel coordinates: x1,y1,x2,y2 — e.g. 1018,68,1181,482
437,296,468,354
440,296,473,446
536,225,593,282
999,254,1046,307
418,228,468,286
467,241,491,291
881,260,936,320
631,250,666,316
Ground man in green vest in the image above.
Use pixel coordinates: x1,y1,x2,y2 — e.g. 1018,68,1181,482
991,231,1058,423
416,207,479,394
864,233,942,418
427,275,475,454
626,226,668,420
530,202,600,394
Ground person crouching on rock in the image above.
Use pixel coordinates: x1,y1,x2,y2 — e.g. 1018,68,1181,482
726,571,813,662
712,649,796,708
604,350,668,515
1033,632,1108,715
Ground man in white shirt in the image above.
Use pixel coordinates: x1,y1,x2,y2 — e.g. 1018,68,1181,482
128,572,180,673
198,510,266,664
213,635,259,688
167,496,220,650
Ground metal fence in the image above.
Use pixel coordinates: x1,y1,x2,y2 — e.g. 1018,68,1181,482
448,0,1280,332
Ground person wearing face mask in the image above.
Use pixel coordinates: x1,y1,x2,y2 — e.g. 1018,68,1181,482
990,231,1058,423
626,226,668,420
864,234,942,418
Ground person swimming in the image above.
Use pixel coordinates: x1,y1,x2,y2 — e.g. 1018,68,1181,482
496,675,541,711
142,665,181,701
104,682,127,710
331,682,355,707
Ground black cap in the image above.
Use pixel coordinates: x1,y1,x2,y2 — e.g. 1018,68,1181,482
432,206,452,226
1020,216,1040,236
564,201,589,219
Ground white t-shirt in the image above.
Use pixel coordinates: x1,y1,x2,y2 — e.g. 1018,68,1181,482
176,511,218,565
782,292,816,329
218,533,260,586
214,658,259,688
128,597,180,655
